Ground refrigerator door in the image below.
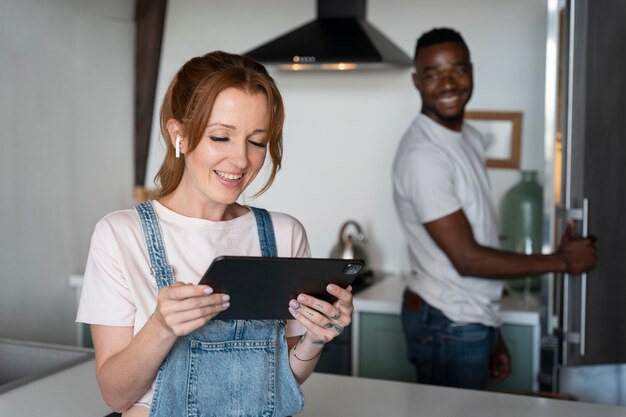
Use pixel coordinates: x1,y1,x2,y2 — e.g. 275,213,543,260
551,0,626,367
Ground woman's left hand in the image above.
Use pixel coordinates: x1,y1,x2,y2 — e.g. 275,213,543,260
288,284,353,344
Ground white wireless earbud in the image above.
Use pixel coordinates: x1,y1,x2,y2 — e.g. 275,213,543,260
175,135,181,159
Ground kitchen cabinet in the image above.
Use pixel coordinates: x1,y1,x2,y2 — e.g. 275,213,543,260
357,311,414,382
313,271,378,376
487,322,535,392
314,325,352,376
353,275,541,393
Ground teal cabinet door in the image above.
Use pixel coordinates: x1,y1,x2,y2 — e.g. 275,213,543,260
358,313,536,392
358,312,415,382
487,323,535,393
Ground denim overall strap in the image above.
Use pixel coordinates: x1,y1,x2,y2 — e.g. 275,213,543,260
145,205,304,416
135,201,176,288
250,207,277,257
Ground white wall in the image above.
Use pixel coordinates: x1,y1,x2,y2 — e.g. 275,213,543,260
0,0,134,344
146,0,548,274
0,0,547,346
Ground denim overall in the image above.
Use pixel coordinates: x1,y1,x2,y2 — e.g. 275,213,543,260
135,201,304,417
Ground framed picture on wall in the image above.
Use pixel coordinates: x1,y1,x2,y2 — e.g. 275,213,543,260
465,111,522,169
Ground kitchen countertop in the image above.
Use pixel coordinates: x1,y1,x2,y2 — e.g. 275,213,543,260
354,274,541,325
7,357,625,417
299,373,626,417
0,358,110,417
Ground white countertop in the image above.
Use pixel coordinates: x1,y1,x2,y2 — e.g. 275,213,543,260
299,373,626,417
0,358,110,417
6,357,625,417
354,274,541,325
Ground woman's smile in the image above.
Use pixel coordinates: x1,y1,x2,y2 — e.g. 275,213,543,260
214,170,244,182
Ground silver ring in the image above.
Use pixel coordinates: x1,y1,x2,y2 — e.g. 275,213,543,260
329,311,341,320
333,325,344,335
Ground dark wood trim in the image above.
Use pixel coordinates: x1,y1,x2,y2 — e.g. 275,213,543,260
134,0,167,188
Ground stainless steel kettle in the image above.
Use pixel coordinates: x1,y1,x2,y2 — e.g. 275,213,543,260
330,220,368,265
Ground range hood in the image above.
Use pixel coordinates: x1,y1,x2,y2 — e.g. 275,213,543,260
244,0,411,71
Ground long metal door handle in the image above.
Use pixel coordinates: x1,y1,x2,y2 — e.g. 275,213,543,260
579,198,589,356
562,272,570,366
559,198,589,362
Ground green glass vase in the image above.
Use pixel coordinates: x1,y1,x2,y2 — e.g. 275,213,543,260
499,170,543,292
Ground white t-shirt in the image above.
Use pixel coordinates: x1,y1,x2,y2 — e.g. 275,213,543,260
76,201,309,408
392,114,503,327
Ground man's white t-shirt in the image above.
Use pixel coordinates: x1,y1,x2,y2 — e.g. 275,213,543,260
76,201,308,408
392,114,503,327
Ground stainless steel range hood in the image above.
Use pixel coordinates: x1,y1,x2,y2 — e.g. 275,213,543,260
244,0,411,71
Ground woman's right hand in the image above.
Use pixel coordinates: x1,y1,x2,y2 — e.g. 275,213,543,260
152,282,230,337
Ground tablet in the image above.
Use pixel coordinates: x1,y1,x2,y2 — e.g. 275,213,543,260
198,256,365,320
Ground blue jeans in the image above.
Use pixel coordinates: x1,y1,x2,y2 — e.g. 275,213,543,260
401,289,496,390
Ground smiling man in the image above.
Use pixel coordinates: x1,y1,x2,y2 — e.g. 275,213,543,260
392,28,596,390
